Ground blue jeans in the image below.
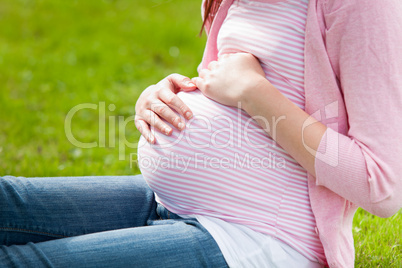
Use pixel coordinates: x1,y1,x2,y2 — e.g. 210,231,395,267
0,175,228,268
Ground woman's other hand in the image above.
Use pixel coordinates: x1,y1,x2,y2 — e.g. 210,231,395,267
192,53,268,108
134,74,196,143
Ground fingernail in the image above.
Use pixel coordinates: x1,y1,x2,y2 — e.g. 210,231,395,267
164,127,171,135
185,112,193,119
186,81,195,87
178,122,184,130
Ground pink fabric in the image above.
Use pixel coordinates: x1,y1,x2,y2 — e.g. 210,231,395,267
200,0,402,267
139,1,326,264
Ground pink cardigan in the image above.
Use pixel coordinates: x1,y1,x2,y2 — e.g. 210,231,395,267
199,0,402,267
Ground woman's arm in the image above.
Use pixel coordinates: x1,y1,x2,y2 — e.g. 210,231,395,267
309,0,402,217
242,79,328,179
193,54,326,178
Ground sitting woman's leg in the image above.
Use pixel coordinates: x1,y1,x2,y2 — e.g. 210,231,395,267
0,175,228,267
1,212,228,268
0,175,157,246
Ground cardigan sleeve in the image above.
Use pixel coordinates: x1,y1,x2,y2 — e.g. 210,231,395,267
314,0,402,217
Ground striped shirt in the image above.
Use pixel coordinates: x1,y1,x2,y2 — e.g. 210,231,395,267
138,0,326,265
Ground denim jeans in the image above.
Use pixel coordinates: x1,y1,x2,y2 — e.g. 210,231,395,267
0,175,228,268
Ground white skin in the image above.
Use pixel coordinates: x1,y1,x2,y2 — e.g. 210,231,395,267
134,73,197,143
134,53,327,177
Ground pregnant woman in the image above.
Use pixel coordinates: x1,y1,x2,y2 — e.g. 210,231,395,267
1,0,402,267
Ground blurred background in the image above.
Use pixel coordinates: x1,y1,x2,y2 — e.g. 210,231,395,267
0,0,400,266
0,0,205,176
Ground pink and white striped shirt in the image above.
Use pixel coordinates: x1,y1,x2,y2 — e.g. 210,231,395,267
138,0,326,265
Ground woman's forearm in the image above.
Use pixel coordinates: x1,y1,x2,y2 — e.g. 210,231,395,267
242,80,327,177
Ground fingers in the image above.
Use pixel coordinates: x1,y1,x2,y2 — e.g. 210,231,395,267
217,53,230,61
135,87,192,141
163,73,197,93
135,73,196,143
193,68,209,92
158,86,193,121
144,108,174,135
134,107,174,142
191,77,203,90
134,117,155,144
191,76,210,98
149,99,185,131
157,74,194,120
207,60,218,70
198,68,209,79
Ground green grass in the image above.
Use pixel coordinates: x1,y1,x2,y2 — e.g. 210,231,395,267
0,0,205,175
353,208,401,267
0,0,400,266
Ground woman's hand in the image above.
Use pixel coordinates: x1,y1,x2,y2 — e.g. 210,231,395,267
134,73,196,143
192,53,268,108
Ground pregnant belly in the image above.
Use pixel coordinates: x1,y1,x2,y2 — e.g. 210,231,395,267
137,90,297,216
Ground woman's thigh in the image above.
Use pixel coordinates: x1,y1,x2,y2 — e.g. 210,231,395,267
0,175,157,245
0,217,229,268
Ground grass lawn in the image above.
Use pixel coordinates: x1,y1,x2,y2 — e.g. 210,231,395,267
0,0,400,266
